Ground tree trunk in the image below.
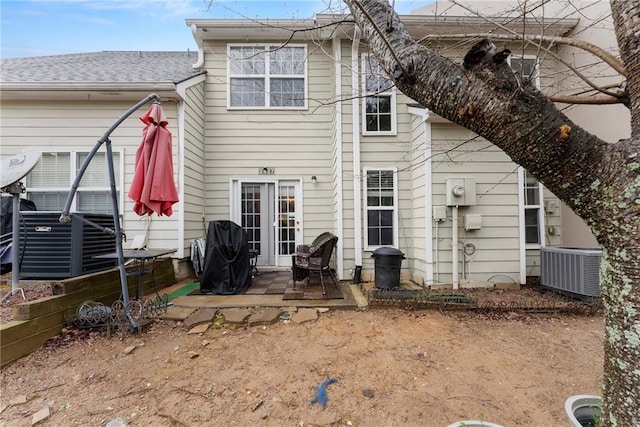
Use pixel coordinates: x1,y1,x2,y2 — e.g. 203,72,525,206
343,0,640,424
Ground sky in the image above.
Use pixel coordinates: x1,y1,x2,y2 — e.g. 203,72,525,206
1,0,426,59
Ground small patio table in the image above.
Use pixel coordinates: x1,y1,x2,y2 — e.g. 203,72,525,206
95,248,176,300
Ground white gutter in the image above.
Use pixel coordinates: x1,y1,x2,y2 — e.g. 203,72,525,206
351,27,363,268
189,24,205,69
333,35,345,280
408,106,434,286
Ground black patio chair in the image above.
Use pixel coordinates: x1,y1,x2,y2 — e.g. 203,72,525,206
291,232,339,296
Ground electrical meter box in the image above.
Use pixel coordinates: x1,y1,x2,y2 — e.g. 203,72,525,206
445,178,477,206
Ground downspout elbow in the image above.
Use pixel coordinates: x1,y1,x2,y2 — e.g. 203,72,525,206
190,24,205,70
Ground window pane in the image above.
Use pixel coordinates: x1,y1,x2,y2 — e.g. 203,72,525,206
229,46,265,75
270,46,305,75
378,114,392,132
26,152,70,187
230,78,265,107
511,57,537,80
524,170,540,205
378,96,391,113
270,78,304,107
364,56,393,93
368,210,380,226
77,152,120,187
525,208,540,244
368,228,379,246
77,191,117,213
380,227,393,245
27,192,68,211
365,97,379,114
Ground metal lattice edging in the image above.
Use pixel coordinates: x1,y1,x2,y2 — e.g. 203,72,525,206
367,289,477,308
366,288,602,315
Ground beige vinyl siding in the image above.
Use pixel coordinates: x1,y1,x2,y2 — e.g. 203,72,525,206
431,123,520,284
358,86,414,278
182,81,207,251
408,113,428,283
0,99,181,252
200,40,337,245
339,39,357,277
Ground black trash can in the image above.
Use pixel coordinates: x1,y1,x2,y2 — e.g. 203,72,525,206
372,247,405,289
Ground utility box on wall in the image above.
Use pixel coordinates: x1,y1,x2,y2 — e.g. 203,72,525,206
445,178,477,206
464,214,482,230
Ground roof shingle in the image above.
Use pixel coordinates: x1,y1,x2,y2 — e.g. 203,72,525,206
0,51,202,84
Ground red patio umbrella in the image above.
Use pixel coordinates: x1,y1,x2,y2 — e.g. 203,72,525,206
128,103,179,216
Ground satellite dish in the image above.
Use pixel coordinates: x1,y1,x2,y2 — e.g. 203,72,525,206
1,151,41,189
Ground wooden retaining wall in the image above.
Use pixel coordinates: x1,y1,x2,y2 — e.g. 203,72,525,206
0,259,176,367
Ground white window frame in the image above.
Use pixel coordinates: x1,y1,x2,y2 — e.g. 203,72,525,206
361,54,397,136
519,167,546,248
363,167,399,250
509,55,539,89
227,43,308,110
25,149,124,213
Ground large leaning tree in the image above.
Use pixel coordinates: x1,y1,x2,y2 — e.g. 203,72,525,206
343,0,639,425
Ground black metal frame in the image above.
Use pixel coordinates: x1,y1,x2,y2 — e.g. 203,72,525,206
60,93,161,330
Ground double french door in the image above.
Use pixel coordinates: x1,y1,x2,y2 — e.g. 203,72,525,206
231,179,301,267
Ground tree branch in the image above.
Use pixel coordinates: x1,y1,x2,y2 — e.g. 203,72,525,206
548,94,624,104
417,33,626,77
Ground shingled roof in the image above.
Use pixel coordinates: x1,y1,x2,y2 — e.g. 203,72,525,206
0,51,202,85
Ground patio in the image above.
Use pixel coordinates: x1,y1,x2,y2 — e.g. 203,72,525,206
165,270,364,317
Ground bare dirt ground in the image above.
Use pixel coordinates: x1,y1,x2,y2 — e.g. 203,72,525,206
1,282,604,427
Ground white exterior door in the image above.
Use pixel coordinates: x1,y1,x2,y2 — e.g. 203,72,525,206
232,179,302,267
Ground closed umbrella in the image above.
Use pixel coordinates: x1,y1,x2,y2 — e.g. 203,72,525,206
128,103,179,216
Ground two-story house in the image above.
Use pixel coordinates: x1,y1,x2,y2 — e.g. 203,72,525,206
1,1,627,286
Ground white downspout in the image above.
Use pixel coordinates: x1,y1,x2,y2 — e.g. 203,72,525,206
423,112,434,286
351,27,363,268
333,35,344,280
189,24,205,69
452,205,459,289
408,106,434,286
517,167,527,285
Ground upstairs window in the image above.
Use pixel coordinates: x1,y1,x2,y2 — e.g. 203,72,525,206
228,44,307,109
510,56,539,88
362,54,396,135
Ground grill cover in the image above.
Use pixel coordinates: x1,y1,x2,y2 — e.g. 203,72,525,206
200,220,251,294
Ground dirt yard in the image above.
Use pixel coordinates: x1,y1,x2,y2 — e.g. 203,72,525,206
0,295,604,426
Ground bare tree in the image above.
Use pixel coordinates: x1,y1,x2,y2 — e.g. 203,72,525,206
343,0,638,424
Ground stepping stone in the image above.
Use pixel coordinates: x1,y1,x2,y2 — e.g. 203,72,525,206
31,406,50,425
188,323,210,335
247,308,283,326
292,308,318,324
218,308,251,325
184,308,218,328
161,306,196,321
